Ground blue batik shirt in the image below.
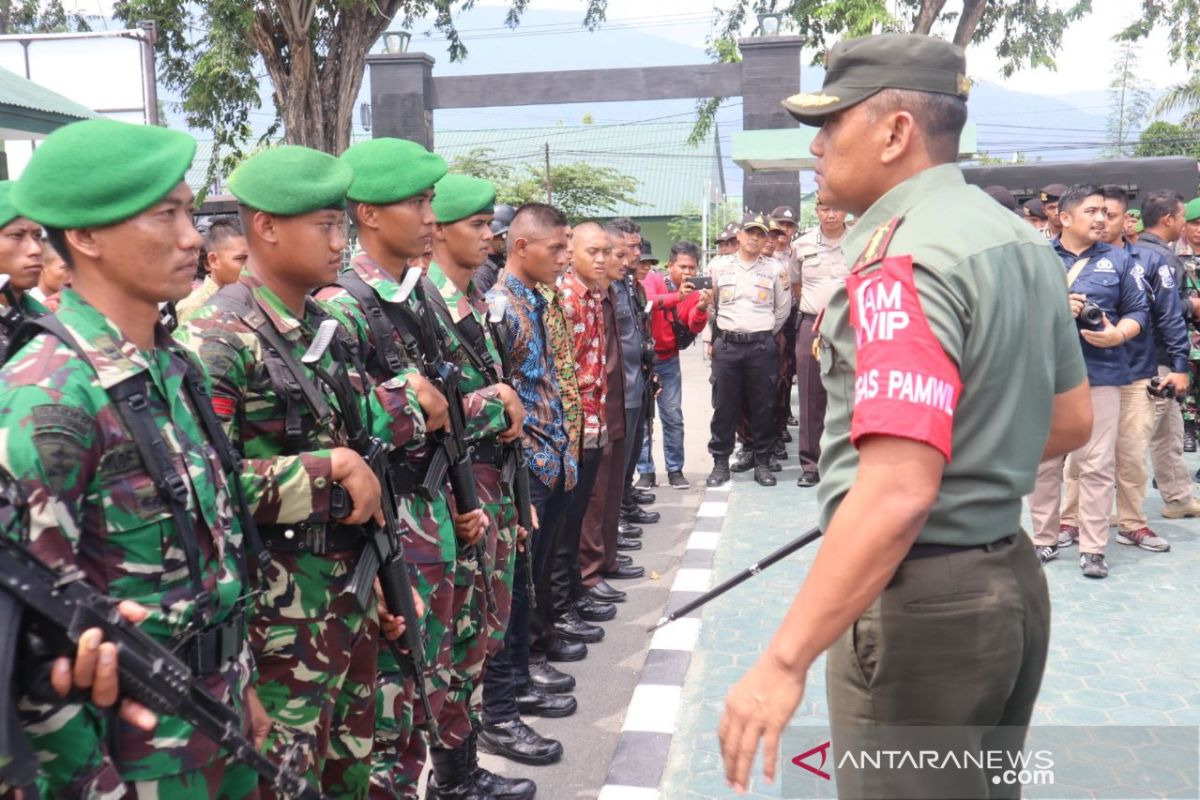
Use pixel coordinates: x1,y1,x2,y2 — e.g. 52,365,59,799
489,273,578,489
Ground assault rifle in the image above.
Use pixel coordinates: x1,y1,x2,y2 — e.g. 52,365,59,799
391,271,494,623
301,319,434,732
0,531,324,798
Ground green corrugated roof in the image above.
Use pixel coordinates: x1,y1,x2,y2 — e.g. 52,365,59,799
0,65,95,135
188,121,724,218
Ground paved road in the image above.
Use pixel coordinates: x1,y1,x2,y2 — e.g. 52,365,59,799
660,436,1200,798
482,345,717,799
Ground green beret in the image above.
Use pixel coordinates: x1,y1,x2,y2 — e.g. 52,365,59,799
0,182,18,228
1185,198,1200,223
341,138,448,205
228,146,352,215
1127,208,1141,220
431,174,496,224
14,119,195,228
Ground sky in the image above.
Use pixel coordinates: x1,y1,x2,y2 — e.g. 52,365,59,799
470,0,1191,97
0,0,1191,179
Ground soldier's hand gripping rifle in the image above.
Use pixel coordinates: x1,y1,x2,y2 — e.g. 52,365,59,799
389,271,495,624
300,319,434,731
486,294,538,610
0,476,326,799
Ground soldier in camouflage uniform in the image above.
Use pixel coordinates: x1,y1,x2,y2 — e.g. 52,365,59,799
426,173,538,800
314,137,482,799
0,180,49,357
0,118,261,797
178,146,418,799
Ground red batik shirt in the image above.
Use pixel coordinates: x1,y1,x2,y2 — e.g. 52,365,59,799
560,269,609,449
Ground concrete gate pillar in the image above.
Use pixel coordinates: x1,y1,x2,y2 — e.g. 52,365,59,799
366,51,435,148
738,35,803,215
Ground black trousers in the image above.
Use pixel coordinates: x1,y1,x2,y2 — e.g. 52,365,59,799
620,404,646,517
482,472,571,723
709,335,779,461
553,447,603,614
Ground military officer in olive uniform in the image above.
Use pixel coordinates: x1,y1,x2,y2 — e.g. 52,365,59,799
719,34,1090,798
0,180,48,357
705,213,792,488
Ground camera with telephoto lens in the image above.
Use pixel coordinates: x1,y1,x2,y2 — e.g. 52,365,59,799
1079,300,1105,330
1147,377,1179,401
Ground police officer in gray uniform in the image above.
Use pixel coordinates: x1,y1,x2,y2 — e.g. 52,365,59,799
706,213,793,487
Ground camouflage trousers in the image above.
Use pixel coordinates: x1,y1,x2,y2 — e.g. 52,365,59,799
125,756,258,799
236,551,379,800
369,558,456,800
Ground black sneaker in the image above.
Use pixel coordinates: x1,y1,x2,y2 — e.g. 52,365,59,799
1035,544,1058,565
667,471,689,489
635,473,656,489
788,414,799,427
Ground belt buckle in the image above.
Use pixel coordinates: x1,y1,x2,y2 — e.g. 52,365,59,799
305,523,327,554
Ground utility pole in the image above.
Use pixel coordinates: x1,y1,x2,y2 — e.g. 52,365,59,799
139,20,160,126
544,142,552,204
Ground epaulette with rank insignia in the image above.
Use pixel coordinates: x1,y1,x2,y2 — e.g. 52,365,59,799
851,216,905,273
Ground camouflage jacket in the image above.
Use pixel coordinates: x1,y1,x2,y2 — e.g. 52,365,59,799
176,270,425,529
0,288,251,791
425,263,519,518
318,254,506,562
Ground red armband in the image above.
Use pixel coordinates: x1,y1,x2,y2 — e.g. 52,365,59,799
211,395,236,419
846,255,962,460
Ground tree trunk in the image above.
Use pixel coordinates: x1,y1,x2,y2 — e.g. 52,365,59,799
249,0,397,155
953,0,988,47
913,0,948,35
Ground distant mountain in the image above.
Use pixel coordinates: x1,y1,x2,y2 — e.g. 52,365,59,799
161,5,1137,196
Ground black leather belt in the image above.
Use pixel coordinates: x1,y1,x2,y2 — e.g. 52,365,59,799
718,330,771,343
175,612,245,675
260,522,362,554
905,535,1015,561
799,312,819,322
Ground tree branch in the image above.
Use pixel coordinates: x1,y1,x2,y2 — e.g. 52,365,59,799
953,0,987,47
913,0,948,34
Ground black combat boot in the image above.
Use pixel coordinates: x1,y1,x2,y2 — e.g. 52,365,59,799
426,745,490,799
468,729,537,800
707,455,731,487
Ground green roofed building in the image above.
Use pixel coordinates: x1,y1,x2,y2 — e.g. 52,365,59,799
0,64,96,178
189,120,726,257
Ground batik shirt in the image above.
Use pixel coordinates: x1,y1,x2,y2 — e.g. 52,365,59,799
490,274,578,490
559,270,607,450
0,288,250,791
539,283,583,461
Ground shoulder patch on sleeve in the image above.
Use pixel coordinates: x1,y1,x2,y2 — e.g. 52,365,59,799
1159,263,1176,290
846,255,962,460
31,404,92,495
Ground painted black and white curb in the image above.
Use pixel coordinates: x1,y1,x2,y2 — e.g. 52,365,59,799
597,482,731,800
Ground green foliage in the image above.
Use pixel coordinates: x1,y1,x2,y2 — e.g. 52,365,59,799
1153,75,1200,131
1104,41,1152,158
692,0,1090,142
1116,0,1200,69
450,147,639,222
111,0,612,198
0,0,91,34
667,203,702,245
1133,121,1200,160
969,151,1036,165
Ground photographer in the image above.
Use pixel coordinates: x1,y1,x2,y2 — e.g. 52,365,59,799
1029,184,1148,579
1060,186,1187,555
636,241,711,489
